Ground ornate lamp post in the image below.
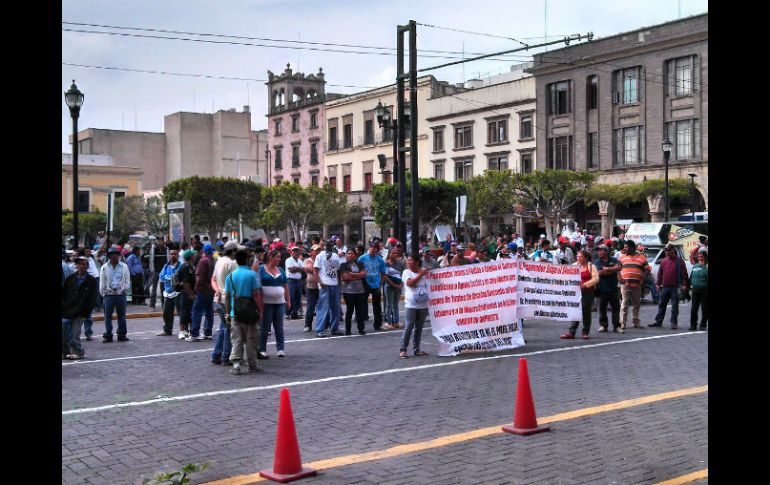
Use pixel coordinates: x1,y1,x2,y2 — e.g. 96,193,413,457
688,173,698,219
65,80,85,247
374,100,405,243
661,137,673,221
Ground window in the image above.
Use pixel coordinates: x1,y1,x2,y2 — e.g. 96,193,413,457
587,132,599,168
383,125,393,143
520,152,533,173
292,176,300,184
547,81,571,115
343,174,351,192
548,136,573,170
454,124,473,149
364,120,374,145
433,128,444,152
275,119,283,136
454,159,474,181
310,112,318,128
274,147,282,169
310,142,318,165
292,145,300,167
666,119,701,161
328,127,338,150
613,126,645,166
76,190,90,213
328,176,337,190
487,155,508,171
614,67,641,104
364,172,373,191
487,119,508,144
666,56,699,96
587,76,598,110
383,171,392,184
434,162,444,181
311,175,319,186
291,116,300,132
113,191,126,200
343,124,352,148
519,113,533,140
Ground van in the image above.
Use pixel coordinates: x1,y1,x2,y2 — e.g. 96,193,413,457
626,223,705,281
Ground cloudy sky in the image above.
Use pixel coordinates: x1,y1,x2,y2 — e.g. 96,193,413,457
61,0,708,153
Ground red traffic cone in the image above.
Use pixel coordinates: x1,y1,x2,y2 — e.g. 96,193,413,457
502,358,550,435
259,388,318,483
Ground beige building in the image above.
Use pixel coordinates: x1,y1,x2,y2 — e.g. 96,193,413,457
61,154,143,213
323,75,463,209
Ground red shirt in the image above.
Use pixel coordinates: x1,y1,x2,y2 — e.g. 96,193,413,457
657,256,688,288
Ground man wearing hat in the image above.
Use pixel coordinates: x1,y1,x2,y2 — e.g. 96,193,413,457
420,246,438,270
99,247,131,342
188,243,216,341
650,243,688,329
555,237,575,265
62,256,99,359
285,246,305,321
209,241,240,364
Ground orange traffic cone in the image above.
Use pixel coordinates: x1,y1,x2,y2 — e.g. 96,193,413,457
502,358,551,435
259,388,318,483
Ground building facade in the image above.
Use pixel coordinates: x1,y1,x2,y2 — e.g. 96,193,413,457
265,64,336,187
527,13,708,225
61,153,143,213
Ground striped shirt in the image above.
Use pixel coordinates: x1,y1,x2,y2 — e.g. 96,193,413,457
619,253,649,288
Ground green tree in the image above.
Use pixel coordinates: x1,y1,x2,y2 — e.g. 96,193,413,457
112,195,146,241
162,176,263,240
511,170,598,241
62,209,107,247
466,169,519,233
143,196,168,236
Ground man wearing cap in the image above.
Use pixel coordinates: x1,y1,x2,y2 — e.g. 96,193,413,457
358,240,388,331
650,244,688,330
594,245,622,332
303,244,322,332
618,240,650,330
156,249,182,337
62,257,99,359
188,244,216,341
285,246,305,321
176,250,198,339
99,247,131,342
420,246,438,270
554,237,575,265
209,241,240,364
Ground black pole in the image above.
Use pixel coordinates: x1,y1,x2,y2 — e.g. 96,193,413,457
106,192,112,247
72,112,80,248
392,118,400,238
409,20,419,258
396,25,407,246
663,151,670,222
689,174,696,217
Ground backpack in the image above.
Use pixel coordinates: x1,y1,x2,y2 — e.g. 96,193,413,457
172,263,187,292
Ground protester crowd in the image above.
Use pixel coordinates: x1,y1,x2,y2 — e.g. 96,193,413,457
62,229,708,369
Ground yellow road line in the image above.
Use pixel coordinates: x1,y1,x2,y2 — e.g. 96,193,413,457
203,385,707,485
654,468,708,484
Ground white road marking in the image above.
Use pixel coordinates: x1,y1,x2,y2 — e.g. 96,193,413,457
62,332,705,415
62,329,406,365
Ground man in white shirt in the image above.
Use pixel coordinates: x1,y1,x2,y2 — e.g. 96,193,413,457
313,240,343,337
511,232,525,249
99,247,131,343
285,247,304,320
210,241,239,365
554,237,575,265
334,237,347,257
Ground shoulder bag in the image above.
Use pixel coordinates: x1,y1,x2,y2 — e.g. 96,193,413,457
228,272,260,325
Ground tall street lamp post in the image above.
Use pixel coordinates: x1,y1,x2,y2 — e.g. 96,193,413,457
661,137,673,221
688,173,698,219
65,80,85,247
374,100,404,243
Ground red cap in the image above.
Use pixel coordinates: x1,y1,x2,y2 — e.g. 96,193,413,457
387,237,398,245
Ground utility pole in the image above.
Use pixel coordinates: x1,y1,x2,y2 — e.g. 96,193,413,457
396,24,408,247
408,20,419,258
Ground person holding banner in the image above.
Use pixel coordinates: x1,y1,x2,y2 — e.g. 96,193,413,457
399,255,430,359
560,250,599,340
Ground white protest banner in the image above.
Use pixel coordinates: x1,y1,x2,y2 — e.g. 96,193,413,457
515,261,582,321
428,260,523,357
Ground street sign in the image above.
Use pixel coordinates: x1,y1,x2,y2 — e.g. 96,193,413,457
167,201,186,210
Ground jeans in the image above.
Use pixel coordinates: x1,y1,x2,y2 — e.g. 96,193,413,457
384,285,401,325
343,292,367,334
400,308,428,353
315,285,341,333
83,311,93,337
569,291,595,335
230,319,259,369
103,294,128,338
304,288,319,329
367,286,383,329
655,287,680,325
144,271,159,308
690,288,708,329
62,317,84,356
645,274,660,303
212,302,232,361
260,303,286,353
191,292,215,337
61,318,71,357
287,279,303,318
179,292,193,331
598,289,620,329
162,295,181,334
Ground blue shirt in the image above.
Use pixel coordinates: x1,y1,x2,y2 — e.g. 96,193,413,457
594,257,620,293
126,254,144,275
224,266,261,317
357,253,386,289
159,261,181,294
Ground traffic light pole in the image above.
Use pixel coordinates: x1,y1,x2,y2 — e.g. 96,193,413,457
396,25,407,247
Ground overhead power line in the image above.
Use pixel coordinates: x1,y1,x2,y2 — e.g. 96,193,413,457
416,21,530,47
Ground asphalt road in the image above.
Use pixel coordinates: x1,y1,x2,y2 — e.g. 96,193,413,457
62,300,708,485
